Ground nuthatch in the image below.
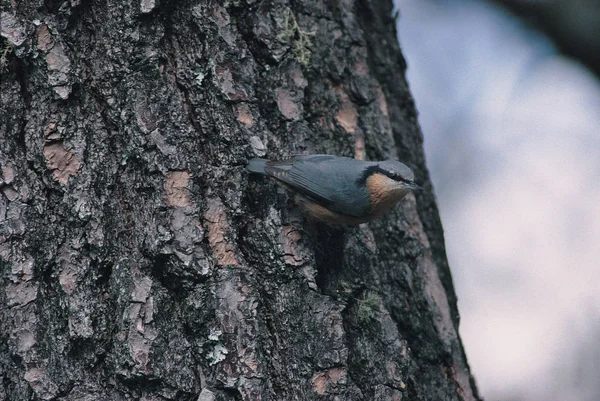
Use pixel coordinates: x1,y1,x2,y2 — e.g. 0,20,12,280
248,154,419,225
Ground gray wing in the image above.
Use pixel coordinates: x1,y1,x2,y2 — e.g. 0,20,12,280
264,155,373,217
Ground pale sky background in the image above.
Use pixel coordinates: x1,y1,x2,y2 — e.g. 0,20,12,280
394,1,600,400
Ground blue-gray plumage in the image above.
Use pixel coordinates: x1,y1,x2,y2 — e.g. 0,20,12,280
248,154,419,224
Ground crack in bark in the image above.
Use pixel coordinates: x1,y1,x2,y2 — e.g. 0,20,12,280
161,12,206,142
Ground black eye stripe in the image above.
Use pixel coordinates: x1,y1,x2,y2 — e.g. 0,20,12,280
357,165,413,185
387,172,412,183
385,171,404,181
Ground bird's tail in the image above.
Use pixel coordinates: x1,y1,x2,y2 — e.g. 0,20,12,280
247,158,269,175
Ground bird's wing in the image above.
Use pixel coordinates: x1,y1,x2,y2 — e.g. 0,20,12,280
264,155,374,217
263,155,338,207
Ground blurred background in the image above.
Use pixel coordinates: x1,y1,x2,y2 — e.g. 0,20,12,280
394,0,600,400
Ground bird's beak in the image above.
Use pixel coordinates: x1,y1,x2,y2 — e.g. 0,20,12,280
406,182,421,191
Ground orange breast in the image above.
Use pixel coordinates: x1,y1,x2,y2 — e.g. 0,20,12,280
294,195,374,225
366,173,407,218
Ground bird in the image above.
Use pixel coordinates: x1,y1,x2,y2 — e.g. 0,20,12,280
247,154,419,225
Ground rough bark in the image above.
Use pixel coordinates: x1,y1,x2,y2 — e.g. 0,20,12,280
1,0,480,400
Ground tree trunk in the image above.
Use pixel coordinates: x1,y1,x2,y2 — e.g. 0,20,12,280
1,1,480,400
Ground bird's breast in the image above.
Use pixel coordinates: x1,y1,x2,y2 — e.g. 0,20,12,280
293,194,375,225
366,173,409,217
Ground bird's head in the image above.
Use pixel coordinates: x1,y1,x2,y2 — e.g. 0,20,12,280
361,159,420,215
374,160,420,193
